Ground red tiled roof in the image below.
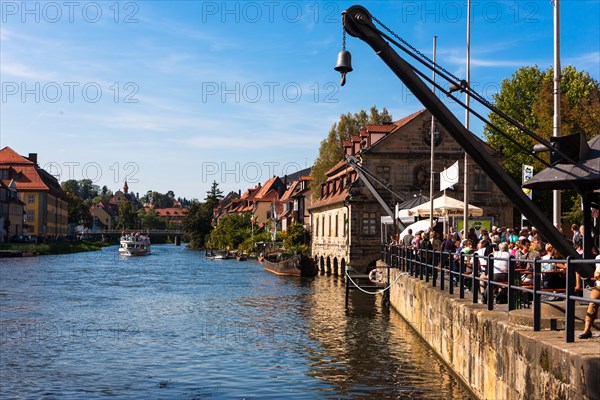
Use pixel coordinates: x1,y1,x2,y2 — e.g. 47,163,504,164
365,124,397,133
280,180,299,202
254,176,281,199
0,147,34,164
152,207,189,217
0,147,66,195
310,188,350,209
324,159,350,176
393,109,425,129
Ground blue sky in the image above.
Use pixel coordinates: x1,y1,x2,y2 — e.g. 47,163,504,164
1,0,598,200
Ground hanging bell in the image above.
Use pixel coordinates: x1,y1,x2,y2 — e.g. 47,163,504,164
334,50,353,86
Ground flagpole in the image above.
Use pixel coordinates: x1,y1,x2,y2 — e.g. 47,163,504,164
430,36,437,232
553,0,561,229
463,0,471,240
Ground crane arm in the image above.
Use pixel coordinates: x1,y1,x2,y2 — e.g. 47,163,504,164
340,5,589,276
345,154,405,231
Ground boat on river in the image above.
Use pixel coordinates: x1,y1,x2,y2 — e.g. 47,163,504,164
205,249,232,260
261,253,317,277
119,234,151,256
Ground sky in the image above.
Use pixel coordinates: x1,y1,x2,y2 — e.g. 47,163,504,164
1,0,599,200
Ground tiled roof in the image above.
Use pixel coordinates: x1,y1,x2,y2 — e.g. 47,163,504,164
310,188,350,210
393,109,425,129
365,124,396,133
325,159,350,176
0,147,34,164
0,147,66,198
152,207,189,217
254,176,282,199
280,180,299,202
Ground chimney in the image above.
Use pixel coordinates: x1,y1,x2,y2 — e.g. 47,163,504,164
28,153,38,164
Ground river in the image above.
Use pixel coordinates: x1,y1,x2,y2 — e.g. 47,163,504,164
0,245,473,399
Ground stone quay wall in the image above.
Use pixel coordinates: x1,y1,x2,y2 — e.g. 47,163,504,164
388,270,600,400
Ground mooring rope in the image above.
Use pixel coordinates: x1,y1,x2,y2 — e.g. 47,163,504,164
345,268,408,295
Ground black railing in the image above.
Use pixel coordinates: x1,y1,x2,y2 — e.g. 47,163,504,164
381,244,600,343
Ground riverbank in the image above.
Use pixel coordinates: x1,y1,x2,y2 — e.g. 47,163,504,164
388,269,600,400
0,240,112,256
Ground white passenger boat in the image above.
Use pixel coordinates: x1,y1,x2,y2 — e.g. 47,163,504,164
119,234,151,256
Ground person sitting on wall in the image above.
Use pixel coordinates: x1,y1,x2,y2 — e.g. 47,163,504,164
579,251,600,339
479,241,511,303
540,244,566,290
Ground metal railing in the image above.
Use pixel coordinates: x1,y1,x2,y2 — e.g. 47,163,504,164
381,244,600,342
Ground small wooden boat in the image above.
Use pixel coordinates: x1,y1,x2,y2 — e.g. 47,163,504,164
261,253,317,277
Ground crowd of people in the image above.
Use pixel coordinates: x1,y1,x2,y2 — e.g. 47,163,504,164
387,223,600,340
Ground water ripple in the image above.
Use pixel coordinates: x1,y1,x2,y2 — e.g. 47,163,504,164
1,245,472,399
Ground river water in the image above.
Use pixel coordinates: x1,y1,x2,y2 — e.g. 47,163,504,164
1,245,472,399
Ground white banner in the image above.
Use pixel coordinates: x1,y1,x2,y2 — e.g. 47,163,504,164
440,161,460,191
522,164,534,199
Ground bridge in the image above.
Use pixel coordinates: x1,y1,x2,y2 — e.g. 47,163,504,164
84,229,184,245
88,229,184,236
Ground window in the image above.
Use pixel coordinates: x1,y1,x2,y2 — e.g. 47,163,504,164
328,215,332,237
343,213,347,237
27,210,35,222
315,217,319,237
28,195,35,204
335,213,339,237
0,169,8,180
474,168,488,191
321,216,325,237
376,166,391,189
362,212,377,235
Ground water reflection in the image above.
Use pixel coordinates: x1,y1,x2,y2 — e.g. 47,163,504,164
1,245,472,399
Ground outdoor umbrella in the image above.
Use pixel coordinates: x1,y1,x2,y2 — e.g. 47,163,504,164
399,219,434,240
407,194,483,218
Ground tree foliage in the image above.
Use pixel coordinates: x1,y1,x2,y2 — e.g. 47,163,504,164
65,191,93,228
116,199,137,230
204,181,224,212
140,190,175,208
484,65,600,181
61,179,100,203
309,105,392,198
208,213,252,250
483,65,600,220
183,201,213,249
137,208,167,230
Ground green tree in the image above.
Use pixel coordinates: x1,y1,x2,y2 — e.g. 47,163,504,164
208,213,252,250
183,201,213,249
284,222,310,254
485,66,600,181
64,188,93,228
137,208,166,230
484,65,600,220
117,199,137,230
205,181,224,212
309,105,392,198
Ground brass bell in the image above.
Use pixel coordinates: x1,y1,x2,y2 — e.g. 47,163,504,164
334,50,353,86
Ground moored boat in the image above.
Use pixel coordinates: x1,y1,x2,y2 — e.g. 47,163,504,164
119,233,151,256
261,253,317,277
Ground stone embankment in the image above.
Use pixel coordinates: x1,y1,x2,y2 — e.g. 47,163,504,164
388,269,600,400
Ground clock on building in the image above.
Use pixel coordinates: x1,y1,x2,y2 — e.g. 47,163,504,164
423,121,443,147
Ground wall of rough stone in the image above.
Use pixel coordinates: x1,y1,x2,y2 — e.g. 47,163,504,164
388,270,600,400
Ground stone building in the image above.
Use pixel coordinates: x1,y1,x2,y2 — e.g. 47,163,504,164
309,109,513,274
